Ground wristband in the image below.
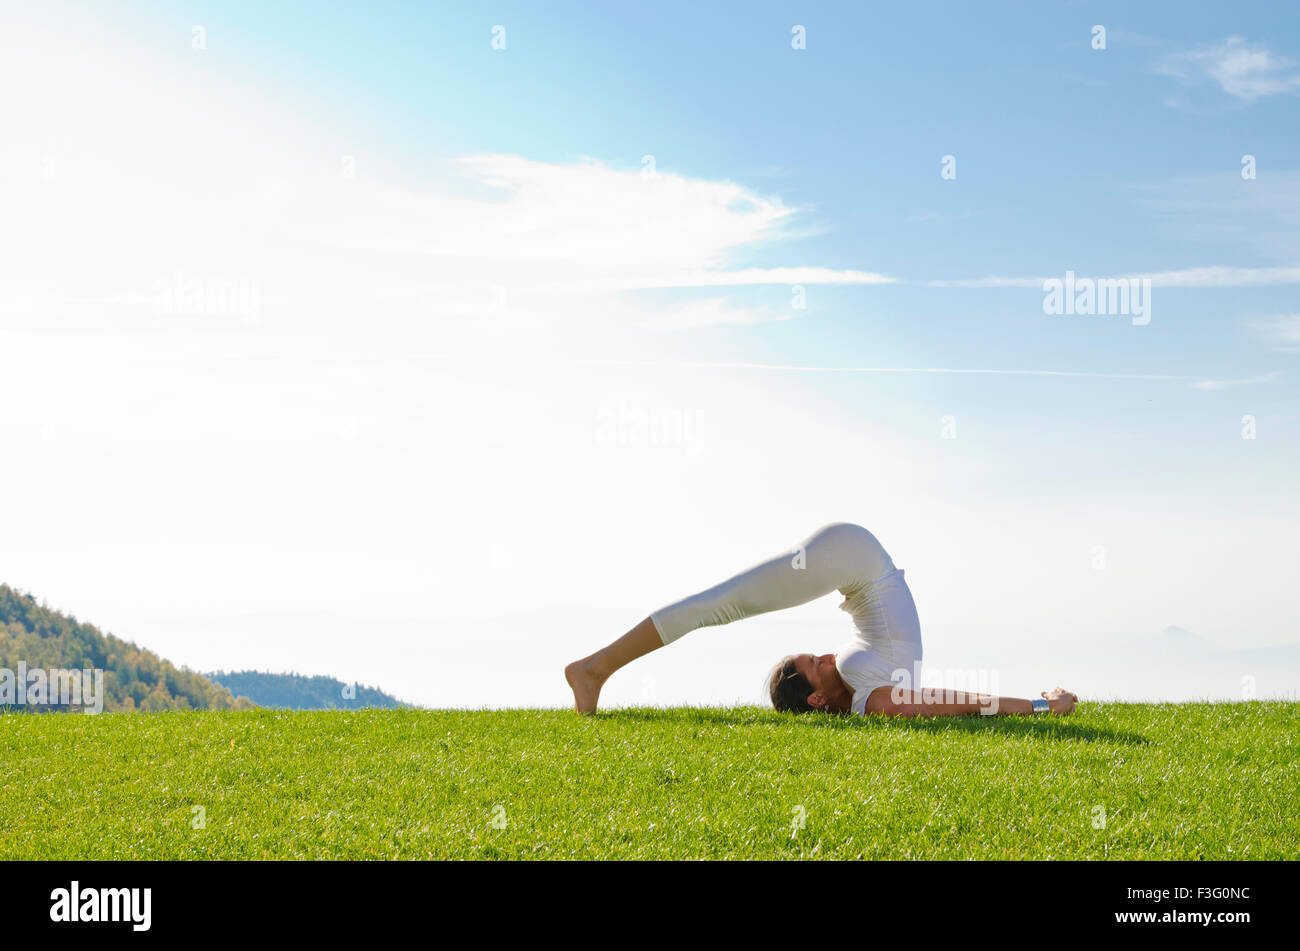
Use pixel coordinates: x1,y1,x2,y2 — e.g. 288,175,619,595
1031,698,1050,714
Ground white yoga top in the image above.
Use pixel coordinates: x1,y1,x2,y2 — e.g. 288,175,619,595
648,522,924,715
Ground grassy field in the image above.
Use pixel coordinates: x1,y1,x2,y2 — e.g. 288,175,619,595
2,702,1296,859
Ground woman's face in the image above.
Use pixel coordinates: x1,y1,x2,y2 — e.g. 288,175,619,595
792,652,839,707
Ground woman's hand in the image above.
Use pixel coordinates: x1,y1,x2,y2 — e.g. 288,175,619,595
1043,686,1078,715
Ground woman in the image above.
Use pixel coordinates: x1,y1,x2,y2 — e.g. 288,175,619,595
565,522,1078,717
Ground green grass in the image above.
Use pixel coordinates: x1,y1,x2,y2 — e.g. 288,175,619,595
2,702,1296,859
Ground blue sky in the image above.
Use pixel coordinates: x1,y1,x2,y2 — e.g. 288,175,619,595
142,0,1300,417
1,1,1297,706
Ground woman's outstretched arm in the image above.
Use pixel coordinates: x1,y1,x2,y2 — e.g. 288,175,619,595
864,685,1078,717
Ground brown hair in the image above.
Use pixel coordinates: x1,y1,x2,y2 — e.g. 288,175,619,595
768,655,815,714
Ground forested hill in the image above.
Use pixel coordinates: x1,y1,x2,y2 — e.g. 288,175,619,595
205,670,410,710
0,585,253,712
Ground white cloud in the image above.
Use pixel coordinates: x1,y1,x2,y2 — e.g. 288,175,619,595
318,153,806,282
1155,36,1300,102
621,266,893,290
925,276,1044,288
926,264,1300,289
1,11,879,337
594,360,1287,391
312,156,886,296
1249,314,1300,353
1190,371,1281,390
1111,265,1300,287
646,297,787,330
591,360,1195,382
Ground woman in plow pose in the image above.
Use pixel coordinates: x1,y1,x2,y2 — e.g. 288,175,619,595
565,522,1078,717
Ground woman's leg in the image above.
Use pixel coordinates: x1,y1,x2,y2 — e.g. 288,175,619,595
565,616,662,713
564,524,871,712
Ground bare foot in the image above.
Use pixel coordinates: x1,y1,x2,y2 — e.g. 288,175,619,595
565,659,605,714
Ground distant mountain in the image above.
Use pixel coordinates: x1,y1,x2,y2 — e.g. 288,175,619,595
1081,625,1300,701
1139,625,1232,659
936,622,1300,702
1156,625,1206,646
1148,625,1300,664
205,670,411,710
0,585,253,712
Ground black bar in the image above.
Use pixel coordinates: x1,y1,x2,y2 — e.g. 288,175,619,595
4,860,1277,938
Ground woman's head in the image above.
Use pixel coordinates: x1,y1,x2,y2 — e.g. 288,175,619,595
769,655,815,713
768,652,844,713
